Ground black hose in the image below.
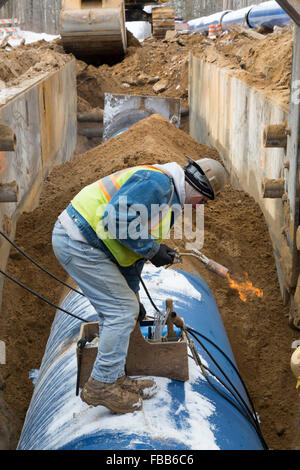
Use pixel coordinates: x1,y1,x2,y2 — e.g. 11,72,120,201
0,231,269,448
135,263,257,419
135,262,162,314
0,267,86,323
0,230,84,297
187,328,259,425
188,337,253,422
186,325,257,414
186,334,268,450
187,329,265,438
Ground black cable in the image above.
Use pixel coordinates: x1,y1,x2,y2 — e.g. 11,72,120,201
136,261,253,414
137,265,259,423
135,262,162,313
188,338,253,422
187,329,258,424
187,329,258,425
187,329,262,433
186,325,257,414
186,335,268,450
187,334,267,448
0,232,268,449
0,267,86,323
0,230,85,297
188,330,268,449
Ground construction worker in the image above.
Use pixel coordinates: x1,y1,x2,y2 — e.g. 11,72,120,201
52,157,227,414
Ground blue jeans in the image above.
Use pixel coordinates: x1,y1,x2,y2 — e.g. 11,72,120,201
52,220,139,383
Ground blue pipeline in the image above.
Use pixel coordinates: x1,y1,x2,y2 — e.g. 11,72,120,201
247,1,290,29
17,267,265,450
188,1,290,32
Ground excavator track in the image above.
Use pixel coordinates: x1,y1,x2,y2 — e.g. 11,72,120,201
60,1,127,64
152,6,175,39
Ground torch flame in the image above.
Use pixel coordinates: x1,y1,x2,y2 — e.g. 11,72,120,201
226,272,263,302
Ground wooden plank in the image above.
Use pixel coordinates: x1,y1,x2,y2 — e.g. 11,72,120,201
152,7,175,20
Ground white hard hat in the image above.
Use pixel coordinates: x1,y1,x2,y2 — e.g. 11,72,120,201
184,156,227,200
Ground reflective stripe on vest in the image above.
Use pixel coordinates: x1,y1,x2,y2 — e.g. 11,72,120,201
71,165,173,267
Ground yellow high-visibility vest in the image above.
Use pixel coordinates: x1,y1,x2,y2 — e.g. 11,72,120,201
71,165,173,266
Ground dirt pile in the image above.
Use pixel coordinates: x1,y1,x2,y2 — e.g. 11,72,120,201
74,27,292,156
75,26,292,115
1,114,299,450
191,26,293,108
0,39,70,88
0,26,292,105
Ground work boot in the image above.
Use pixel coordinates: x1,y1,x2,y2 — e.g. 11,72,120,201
117,375,157,399
81,377,143,414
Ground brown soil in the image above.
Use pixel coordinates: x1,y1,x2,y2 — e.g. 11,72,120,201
191,27,293,110
0,39,70,88
0,27,292,109
0,28,299,450
75,27,292,115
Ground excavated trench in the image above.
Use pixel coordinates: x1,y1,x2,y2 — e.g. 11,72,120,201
0,27,299,450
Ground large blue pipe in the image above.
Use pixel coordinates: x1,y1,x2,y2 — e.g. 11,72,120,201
247,0,291,29
17,266,265,450
188,1,290,33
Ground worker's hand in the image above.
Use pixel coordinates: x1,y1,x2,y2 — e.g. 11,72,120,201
150,244,176,267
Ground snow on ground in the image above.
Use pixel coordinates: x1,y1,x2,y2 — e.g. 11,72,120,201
2,30,60,48
126,21,151,41
3,22,149,49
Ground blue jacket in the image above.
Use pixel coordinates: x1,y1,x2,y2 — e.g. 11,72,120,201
66,169,181,292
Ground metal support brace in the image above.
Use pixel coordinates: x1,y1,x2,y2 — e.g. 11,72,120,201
282,24,300,328
276,1,300,26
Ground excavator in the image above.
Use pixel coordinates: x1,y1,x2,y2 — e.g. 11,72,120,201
59,0,175,63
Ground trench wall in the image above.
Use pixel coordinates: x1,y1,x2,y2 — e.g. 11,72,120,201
0,57,76,450
0,59,77,310
189,55,288,294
